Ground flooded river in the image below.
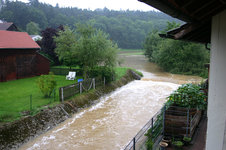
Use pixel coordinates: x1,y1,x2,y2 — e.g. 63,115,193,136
19,53,202,150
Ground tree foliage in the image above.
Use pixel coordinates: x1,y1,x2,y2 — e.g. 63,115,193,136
54,26,76,67
154,40,209,76
144,22,209,77
144,30,163,62
38,25,64,65
54,24,118,79
26,21,40,35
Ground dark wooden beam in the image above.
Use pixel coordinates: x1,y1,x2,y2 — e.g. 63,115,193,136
181,0,196,9
199,4,225,20
173,24,198,39
191,0,216,16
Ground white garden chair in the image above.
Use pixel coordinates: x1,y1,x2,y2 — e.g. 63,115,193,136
66,71,76,80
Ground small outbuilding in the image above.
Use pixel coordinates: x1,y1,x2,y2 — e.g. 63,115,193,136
0,30,50,82
0,22,19,31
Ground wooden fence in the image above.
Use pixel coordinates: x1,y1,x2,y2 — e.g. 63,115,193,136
59,77,105,102
164,106,201,138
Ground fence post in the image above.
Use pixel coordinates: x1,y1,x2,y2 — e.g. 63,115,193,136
151,117,154,139
61,87,64,102
133,137,136,150
30,94,32,112
163,105,166,136
93,78,95,89
186,109,190,137
53,88,56,101
80,82,82,94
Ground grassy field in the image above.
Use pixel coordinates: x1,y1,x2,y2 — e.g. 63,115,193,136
119,48,143,51
0,67,137,122
0,75,77,122
118,49,144,55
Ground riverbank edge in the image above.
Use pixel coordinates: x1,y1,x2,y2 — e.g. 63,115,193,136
0,69,141,150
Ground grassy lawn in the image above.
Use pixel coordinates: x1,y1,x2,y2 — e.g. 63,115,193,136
0,75,77,122
51,65,80,69
118,49,144,55
115,67,129,80
119,48,143,51
115,67,143,81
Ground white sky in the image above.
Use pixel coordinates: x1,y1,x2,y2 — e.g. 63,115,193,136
17,0,157,11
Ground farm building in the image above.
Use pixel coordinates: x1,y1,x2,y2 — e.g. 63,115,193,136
0,30,50,82
0,22,19,31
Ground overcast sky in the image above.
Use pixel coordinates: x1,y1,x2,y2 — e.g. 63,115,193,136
17,0,157,11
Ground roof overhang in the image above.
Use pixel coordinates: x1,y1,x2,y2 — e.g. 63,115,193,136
139,0,226,43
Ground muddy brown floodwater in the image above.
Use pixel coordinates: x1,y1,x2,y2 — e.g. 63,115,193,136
19,53,202,150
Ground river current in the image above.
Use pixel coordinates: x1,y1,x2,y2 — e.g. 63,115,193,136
19,53,202,150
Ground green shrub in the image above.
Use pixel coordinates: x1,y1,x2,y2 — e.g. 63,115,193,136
36,72,57,98
88,67,115,83
145,112,163,150
168,83,207,110
146,139,153,150
172,141,184,147
183,136,191,142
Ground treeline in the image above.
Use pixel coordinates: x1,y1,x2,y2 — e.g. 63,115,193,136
0,0,180,49
144,22,210,77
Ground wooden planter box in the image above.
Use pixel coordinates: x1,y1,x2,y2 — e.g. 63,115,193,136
164,106,201,138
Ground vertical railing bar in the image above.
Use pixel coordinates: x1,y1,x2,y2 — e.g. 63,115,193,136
61,87,64,102
133,137,136,150
163,105,166,136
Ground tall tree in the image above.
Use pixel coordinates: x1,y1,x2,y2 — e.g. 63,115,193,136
144,22,209,77
26,21,40,35
39,25,64,65
54,24,118,78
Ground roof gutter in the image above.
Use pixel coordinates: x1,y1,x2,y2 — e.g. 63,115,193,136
0,48,40,50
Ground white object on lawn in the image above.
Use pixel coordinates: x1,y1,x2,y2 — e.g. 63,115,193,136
66,71,76,80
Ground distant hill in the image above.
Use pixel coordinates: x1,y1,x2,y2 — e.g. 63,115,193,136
0,0,181,49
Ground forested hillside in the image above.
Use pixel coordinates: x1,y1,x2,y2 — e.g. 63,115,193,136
0,0,181,49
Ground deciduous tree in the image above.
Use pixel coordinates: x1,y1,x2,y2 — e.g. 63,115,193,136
54,24,118,79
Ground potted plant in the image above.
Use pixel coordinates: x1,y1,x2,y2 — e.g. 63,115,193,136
167,83,207,110
159,141,168,150
162,136,171,146
183,136,192,145
172,141,184,150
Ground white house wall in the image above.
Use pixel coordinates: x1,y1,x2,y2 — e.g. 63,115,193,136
206,9,226,150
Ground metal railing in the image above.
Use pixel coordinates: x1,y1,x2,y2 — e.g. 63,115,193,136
124,106,165,150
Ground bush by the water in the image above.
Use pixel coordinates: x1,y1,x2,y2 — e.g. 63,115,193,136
88,66,115,83
144,24,209,78
36,72,57,98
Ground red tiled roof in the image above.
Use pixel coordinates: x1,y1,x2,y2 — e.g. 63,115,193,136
0,31,40,49
0,22,14,30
